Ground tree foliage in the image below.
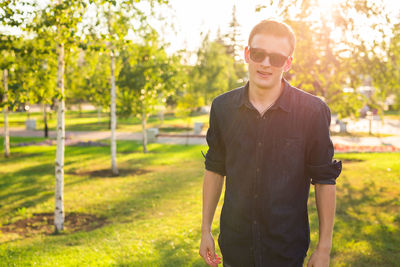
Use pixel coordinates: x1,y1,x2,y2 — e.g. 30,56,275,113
117,32,183,117
191,34,237,105
256,0,400,117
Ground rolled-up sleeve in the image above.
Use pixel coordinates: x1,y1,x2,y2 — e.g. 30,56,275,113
306,102,342,185
204,101,226,176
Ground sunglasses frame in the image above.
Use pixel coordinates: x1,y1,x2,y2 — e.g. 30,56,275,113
248,47,289,68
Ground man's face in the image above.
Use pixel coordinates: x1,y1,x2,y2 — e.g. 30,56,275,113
245,34,293,90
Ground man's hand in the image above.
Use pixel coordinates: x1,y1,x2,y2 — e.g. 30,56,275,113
307,247,330,267
199,232,222,267
200,170,224,266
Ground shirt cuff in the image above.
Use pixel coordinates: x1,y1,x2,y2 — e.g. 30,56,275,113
307,160,342,185
205,158,226,177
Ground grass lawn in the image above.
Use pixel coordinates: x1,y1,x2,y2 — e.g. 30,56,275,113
384,110,400,120
0,110,209,132
0,138,399,266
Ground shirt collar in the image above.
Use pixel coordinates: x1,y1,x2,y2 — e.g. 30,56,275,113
235,78,292,113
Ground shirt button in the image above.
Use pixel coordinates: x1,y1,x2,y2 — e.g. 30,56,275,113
258,142,262,147
256,168,260,172
253,220,257,225
254,194,258,199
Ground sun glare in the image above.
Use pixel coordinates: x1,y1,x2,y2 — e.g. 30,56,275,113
307,0,339,23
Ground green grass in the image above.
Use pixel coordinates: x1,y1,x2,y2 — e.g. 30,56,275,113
0,139,399,266
383,110,400,120
0,110,209,132
325,153,400,267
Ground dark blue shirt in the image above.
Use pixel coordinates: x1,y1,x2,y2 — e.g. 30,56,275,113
204,79,342,267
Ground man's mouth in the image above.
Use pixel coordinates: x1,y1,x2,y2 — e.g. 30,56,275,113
257,70,272,78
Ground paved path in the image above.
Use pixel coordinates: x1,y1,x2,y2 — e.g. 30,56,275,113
331,135,400,148
0,128,207,145
331,117,400,136
2,127,400,148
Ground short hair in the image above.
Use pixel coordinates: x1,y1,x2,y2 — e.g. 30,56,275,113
248,20,296,55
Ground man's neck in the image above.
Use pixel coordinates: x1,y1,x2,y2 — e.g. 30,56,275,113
248,80,284,115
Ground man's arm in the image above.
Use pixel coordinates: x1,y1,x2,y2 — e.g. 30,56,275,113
199,170,224,267
307,184,336,267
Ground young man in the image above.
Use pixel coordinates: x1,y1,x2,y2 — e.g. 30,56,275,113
199,20,342,267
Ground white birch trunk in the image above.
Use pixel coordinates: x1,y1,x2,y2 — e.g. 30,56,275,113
2,69,10,158
142,111,148,153
54,42,65,232
110,51,118,175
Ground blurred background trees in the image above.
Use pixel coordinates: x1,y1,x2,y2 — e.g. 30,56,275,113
256,0,400,119
1,0,399,136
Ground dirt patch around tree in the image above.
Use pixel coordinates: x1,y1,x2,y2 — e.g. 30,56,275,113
71,168,150,178
0,212,107,238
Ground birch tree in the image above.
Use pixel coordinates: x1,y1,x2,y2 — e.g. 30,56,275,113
31,0,87,233
0,35,29,158
0,0,27,157
92,0,168,165
92,1,128,175
2,69,10,157
117,33,183,152
0,37,12,158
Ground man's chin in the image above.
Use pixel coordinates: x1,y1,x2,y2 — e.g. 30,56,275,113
252,75,282,90
253,80,274,90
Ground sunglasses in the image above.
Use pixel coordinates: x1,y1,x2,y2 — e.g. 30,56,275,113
249,47,289,68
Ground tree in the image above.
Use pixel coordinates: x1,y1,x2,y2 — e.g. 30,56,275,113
222,5,247,90
332,0,397,117
0,36,14,158
30,0,87,233
17,37,57,138
0,0,33,157
118,33,183,152
365,20,400,112
255,0,395,120
387,21,400,109
176,83,202,145
89,0,168,171
66,46,111,121
192,34,237,105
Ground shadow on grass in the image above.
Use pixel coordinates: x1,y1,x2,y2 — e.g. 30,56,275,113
0,152,47,164
0,163,54,211
0,143,207,266
0,143,113,221
329,178,400,266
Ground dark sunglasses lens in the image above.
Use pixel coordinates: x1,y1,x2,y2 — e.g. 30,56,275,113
270,54,287,67
250,49,266,63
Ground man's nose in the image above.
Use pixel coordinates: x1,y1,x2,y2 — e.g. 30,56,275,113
260,55,271,66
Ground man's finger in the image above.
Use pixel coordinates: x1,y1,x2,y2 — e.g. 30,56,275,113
207,250,220,266
200,248,215,267
205,254,217,266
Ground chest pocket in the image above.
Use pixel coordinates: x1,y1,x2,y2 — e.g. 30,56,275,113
279,138,303,163
272,137,305,178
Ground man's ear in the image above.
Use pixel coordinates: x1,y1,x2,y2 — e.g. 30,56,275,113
283,56,293,72
244,46,250,63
